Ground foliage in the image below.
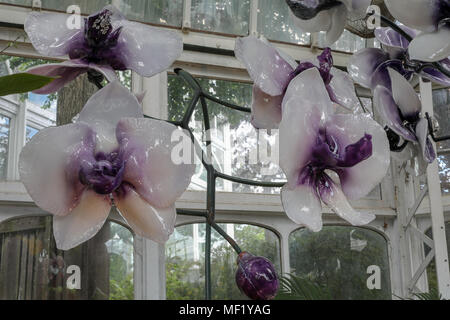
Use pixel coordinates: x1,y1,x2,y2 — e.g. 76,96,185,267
276,274,332,300
0,73,57,97
166,258,204,300
109,273,134,300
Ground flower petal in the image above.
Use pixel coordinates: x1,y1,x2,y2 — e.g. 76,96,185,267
77,81,143,153
416,117,436,163
408,26,450,62
235,35,294,96
328,67,359,111
19,123,95,216
374,85,417,142
421,66,450,87
388,68,422,119
326,113,391,200
324,5,347,45
289,7,332,33
24,11,85,57
117,118,195,209
384,0,441,32
281,185,323,232
250,86,283,129
320,182,375,226
347,48,389,89
341,0,372,20
113,20,183,77
374,26,412,55
53,190,111,251
114,185,176,243
280,68,333,186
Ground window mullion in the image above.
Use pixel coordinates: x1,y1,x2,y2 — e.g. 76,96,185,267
182,0,192,32
249,0,259,36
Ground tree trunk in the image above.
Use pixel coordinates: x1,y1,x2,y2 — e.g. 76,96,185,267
57,73,97,126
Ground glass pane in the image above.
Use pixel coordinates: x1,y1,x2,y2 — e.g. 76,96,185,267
0,115,10,180
289,226,392,300
191,0,250,35
117,0,183,26
167,74,285,193
0,217,134,300
318,30,366,53
433,88,450,194
166,223,281,300
26,126,39,143
425,222,450,294
257,0,310,45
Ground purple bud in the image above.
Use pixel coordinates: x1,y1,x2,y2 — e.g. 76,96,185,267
235,252,279,300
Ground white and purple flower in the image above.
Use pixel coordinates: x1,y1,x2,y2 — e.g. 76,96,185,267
384,0,450,62
280,68,390,231
19,81,195,250
24,5,183,94
286,0,372,45
235,35,359,129
374,68,436,164
347,24,450,90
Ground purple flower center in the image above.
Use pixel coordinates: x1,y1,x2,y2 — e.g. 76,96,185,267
299,128,373,199
79,150,125,195
69,9,126,70
289,48,334,86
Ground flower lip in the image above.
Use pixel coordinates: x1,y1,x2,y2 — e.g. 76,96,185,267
286,0,342,20
289,48,334,87
78,150,125,195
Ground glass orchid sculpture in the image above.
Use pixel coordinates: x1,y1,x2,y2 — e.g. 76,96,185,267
279,68,390,231
235,35,359,129
19,81,195,250
285,0,372,45
24,5,182,93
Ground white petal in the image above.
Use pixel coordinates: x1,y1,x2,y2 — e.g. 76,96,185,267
281,185,323,232
416,117,436,163
19,123,95,216
347,48,389,89
24,11,84,57
117,118,195,209
409,27,450,62
235,35,294,96
115,20,183,77
280,68,333,186
114,185,176,243
53,190,111,251
324,5,348,45
341,0,372,20
327,113,391,200
77,81,143,153
329,67,359,111
321,183,375,226
388,68,422,118
250,86,283,129
384,0,440,32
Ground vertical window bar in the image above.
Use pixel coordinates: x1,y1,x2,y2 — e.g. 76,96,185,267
182,0,192,32
249,0,259,36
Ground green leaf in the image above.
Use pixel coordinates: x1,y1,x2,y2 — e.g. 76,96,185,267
0,73,57,96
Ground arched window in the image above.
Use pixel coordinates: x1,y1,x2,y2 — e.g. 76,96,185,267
165,223,281,300
289,226,391,300
0,216,134,300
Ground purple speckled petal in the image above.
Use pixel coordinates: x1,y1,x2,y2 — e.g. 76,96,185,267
384,0,442,32
320,181,376,226
280,68,333,187
53,190,111,250
328,67,359,111
235,35,295,96
250,86,283,129
77,81,143,153
347,48,390,89
114,184,176,243
374,85,418,142
24,11,85,57
409,25,450,62
19,123,96,216
281,184,323,232
416,117,437,163
388,68,422,120
326,113,391,200
235,252,279,300
112,19,182,77
421,66,450,87
116,118,195,209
